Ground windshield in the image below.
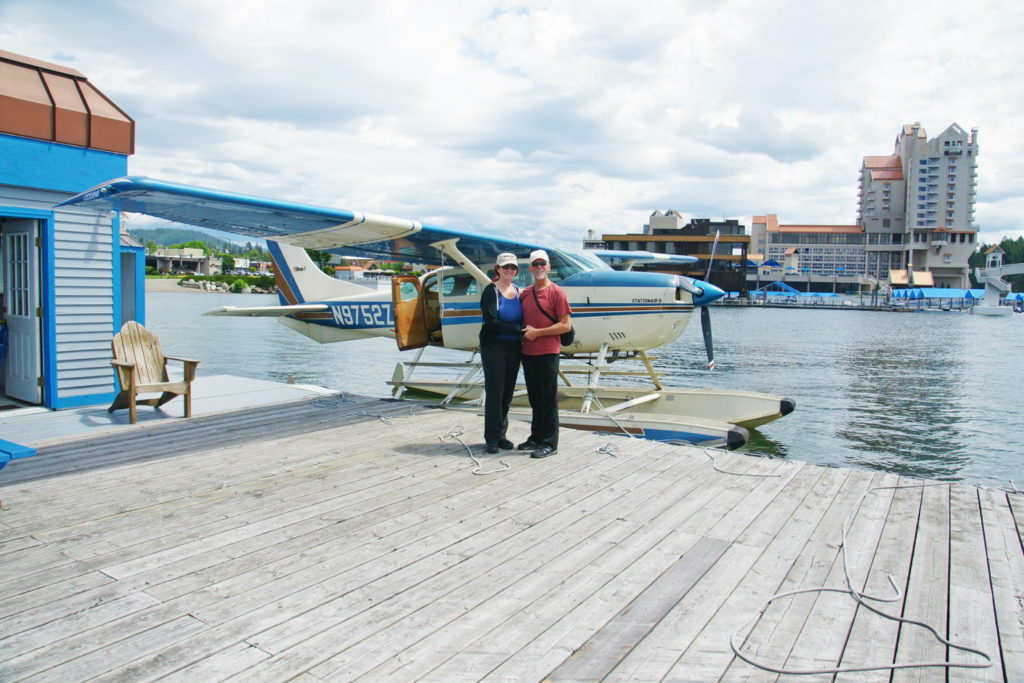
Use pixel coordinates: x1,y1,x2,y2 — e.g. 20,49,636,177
560,248,612,272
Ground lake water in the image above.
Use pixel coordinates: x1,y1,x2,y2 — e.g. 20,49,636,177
147,291,1023,490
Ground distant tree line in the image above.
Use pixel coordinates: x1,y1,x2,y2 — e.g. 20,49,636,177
969,236,1024,290
129,227,270,261
130,227,335,275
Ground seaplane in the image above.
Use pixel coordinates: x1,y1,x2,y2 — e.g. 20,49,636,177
59,177,794,449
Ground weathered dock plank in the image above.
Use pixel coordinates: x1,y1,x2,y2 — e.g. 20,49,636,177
948,485,1004,681
832,475,911,683
978,488,1024,681
0,397,1017,682
891,482,949,683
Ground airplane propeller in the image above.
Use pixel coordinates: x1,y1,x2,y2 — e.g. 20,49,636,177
677,276,721,370
699,230,720,370
701,305,715,370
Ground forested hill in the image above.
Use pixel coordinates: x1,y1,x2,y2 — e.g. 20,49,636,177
128,228,266,256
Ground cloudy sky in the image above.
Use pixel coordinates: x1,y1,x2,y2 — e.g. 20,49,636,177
3,0,1022,247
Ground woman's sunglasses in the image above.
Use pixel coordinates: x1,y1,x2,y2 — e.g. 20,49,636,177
498,264,519,270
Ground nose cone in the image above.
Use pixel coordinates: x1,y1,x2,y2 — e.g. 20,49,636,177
691,280,725,306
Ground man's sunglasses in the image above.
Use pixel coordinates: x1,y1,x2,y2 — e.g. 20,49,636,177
530,260,548,267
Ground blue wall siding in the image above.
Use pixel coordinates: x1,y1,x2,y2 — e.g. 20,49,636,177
0,134,128,409
1,185,119,409
0,134,127,193
52,206,118,408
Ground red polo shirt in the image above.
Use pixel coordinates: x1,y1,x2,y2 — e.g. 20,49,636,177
520,283,571,356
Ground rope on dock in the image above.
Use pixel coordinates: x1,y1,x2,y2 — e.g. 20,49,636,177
354,403,423,424
729,482,993,676
310,393,359,408
438,426,511,476
700,446,782,478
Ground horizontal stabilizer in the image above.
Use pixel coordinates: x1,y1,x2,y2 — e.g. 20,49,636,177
204,304,329,317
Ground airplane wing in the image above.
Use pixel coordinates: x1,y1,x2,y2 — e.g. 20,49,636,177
593,249,699,269
58,176,547,266
204,304,330,317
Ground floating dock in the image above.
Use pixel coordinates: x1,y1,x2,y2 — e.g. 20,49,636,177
1,383,1021,681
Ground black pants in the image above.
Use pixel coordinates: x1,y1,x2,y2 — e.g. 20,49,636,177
481,338,521,445
521,353,560,448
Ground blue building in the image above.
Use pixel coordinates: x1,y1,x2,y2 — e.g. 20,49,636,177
1,49,142,409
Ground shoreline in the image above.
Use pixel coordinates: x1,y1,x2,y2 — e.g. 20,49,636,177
144,277,274,294
145,277,201,293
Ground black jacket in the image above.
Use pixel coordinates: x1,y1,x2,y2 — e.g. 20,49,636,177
479,282,523,345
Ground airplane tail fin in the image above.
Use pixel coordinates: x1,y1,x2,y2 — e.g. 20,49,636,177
267,241,377,303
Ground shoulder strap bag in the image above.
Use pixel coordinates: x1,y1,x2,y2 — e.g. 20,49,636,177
531,286,574,346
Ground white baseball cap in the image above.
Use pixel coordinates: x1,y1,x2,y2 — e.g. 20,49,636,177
529,249,549,264
496,252,518,267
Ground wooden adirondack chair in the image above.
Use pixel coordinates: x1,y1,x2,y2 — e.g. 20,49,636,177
108,321,200,424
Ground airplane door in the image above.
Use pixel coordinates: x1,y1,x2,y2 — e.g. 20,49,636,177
391,275,429,350
2,220,42,404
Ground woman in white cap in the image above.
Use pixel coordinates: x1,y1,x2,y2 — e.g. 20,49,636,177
479,253,524,453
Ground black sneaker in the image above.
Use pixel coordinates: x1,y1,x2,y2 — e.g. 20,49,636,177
517,440,540,451
530,446,557,459
485,443,499,454
497,439,515,450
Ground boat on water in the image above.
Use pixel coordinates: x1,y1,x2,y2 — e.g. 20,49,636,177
389,349,794,450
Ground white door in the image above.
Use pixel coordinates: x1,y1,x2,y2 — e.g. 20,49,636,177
2,220,42,403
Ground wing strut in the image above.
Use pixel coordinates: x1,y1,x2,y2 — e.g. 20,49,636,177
430,238,492,287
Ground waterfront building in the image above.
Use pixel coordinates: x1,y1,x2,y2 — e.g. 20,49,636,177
857,122,978,288
146,246,212,275
0,49,138,409
596,211,749,293
751,122,979,292
749,215,868,293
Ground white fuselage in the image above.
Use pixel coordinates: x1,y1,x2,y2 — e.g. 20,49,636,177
277,265,697,353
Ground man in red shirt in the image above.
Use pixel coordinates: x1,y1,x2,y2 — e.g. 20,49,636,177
517,249,572,458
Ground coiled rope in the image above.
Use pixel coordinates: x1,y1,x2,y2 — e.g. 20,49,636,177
438,426,511,475
310,393,358,408
701,446,782,478
354,403,423,424
729,482,992,676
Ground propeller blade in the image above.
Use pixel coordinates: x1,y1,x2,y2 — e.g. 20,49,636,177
701,305,715,370
704,229,721,281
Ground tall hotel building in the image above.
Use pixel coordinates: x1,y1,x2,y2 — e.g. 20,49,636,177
858,122,978,288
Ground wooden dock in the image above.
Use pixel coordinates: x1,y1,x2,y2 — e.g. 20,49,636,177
1,394,1021,681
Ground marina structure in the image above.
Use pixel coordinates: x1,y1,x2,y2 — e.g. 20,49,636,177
972,245,1024,315
0,383,1020,681
0,49,139,410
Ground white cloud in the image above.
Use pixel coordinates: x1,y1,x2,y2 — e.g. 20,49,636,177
2,0,1022,247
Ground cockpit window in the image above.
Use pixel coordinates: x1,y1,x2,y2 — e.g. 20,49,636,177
429,270,479,297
